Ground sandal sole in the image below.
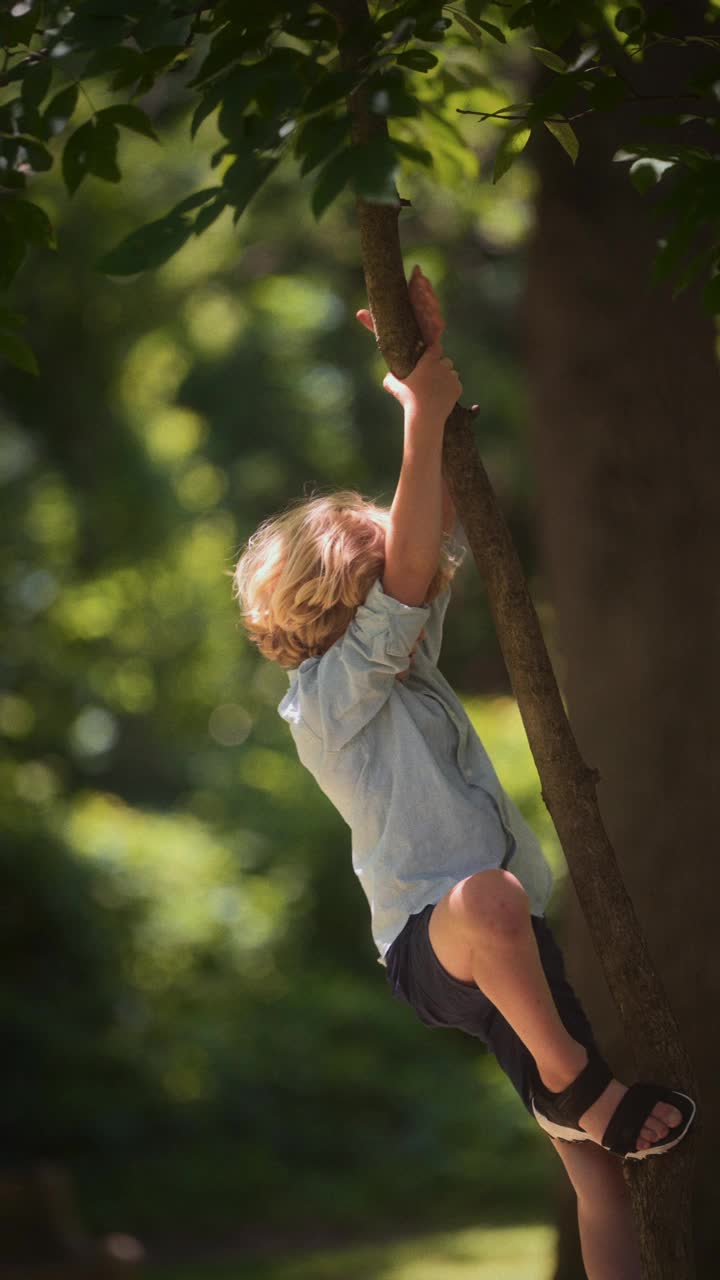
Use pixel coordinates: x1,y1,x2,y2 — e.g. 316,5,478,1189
620,1092,696,1161
533,1091,696,1158
531,1099,592,1143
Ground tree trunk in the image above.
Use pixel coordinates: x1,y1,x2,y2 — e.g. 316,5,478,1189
524,29,720,1276
326,2,701,1273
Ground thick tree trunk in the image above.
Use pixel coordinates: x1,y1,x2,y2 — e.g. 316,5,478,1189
524,32,720,1277
327,1,701,1274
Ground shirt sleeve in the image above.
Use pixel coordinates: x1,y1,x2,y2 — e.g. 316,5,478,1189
417,583,451,667
291,577,431,751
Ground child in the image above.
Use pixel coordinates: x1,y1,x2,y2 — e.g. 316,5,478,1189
233,266,695,1280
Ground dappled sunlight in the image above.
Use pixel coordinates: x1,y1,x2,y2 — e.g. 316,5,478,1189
65,790,299,979
146,1223,556,1280
182,288,249,357
0,39,563,1261
175,459,228,511
464,695,565,882
143,406,208,464
118,330,191,420
252,275,344,334
24,474,78,555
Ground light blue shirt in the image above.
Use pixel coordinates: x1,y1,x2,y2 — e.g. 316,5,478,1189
277,576,554,965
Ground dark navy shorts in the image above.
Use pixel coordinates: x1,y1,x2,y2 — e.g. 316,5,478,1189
384,904,601,1116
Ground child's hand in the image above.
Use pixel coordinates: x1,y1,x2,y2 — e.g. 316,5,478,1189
356,264,444,347
356,265,462,421
408,263,445,346
383,340,462,420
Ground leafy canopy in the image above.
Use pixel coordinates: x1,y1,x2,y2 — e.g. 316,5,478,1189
2,0,720,373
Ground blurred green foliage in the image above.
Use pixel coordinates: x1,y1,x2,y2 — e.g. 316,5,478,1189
1,102,568,1244
3,0,720,376
146,1222,555,1280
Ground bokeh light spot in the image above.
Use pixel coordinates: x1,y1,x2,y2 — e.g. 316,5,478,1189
0,694,35,737
70,707,119,757
209,703,253,747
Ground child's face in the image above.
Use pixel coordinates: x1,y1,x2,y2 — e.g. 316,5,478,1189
396,628,425,680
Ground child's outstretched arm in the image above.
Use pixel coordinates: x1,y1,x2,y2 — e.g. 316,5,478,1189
357,266,462,607
382,353,460,605
408,265,457,542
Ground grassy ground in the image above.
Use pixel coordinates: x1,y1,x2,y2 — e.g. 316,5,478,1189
144,1222,556,1280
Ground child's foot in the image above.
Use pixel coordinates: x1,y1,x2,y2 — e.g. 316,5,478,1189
538,1050,684,1152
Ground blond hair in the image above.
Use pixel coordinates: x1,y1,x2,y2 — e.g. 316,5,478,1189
232,488,464,669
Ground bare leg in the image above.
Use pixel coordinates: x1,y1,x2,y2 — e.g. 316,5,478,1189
428,871,682,1150
550,1137,641,1280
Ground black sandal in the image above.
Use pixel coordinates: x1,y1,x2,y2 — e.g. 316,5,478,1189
529,1045,697,1160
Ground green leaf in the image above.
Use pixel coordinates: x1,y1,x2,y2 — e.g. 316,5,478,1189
629,157,672,193
194,197,227,235
296,115,351,177
543,118,579,163
186,25,250,88
0,330,39,375
530,46,568,73
0,219,27,286
96,215,193,275
492,126,531,183
87,121,122,184
21,60,52,108
44,84,79,130
0,306,26,333
62,121,93,193
191,79,226,139
311,149,355,219
217,64,265,138
395,50,439,72
350,138,400,203
615,6,645,34
508,3,535,29
0,8,38,47
84,46,144,79
451,12,485,48
0,169,27,191
304,70,357,114
588,75,627,111
375,12,416,41
651,205,701,284
3,200,56,249
96,104,158,141
670,243,719,300
702,271,720,313
222,152,278,219
283,10,336,42
367,79,420,118
17,137,53,172
62,120,122,193
476,19,506,43
62,6,135,50
393,139,433,168
527,72,582,124
172,188,223,215
415,15,452,41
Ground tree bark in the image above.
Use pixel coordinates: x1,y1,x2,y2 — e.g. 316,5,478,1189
524,23,720,1277
324,2,701,1275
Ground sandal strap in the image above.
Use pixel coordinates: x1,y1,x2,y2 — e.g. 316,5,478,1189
601,1083,691,1155
533,1045,614,1128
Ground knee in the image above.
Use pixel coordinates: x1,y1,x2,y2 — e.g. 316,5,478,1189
454,869,530,941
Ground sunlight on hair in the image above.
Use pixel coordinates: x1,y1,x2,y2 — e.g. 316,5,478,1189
232,489,463,669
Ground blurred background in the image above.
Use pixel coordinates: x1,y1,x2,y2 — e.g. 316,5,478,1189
1,47,695,1277
0,85,566,1274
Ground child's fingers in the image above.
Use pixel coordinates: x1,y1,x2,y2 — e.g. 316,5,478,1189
408,267,446,343
382,371,405,400
356,308,376,335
